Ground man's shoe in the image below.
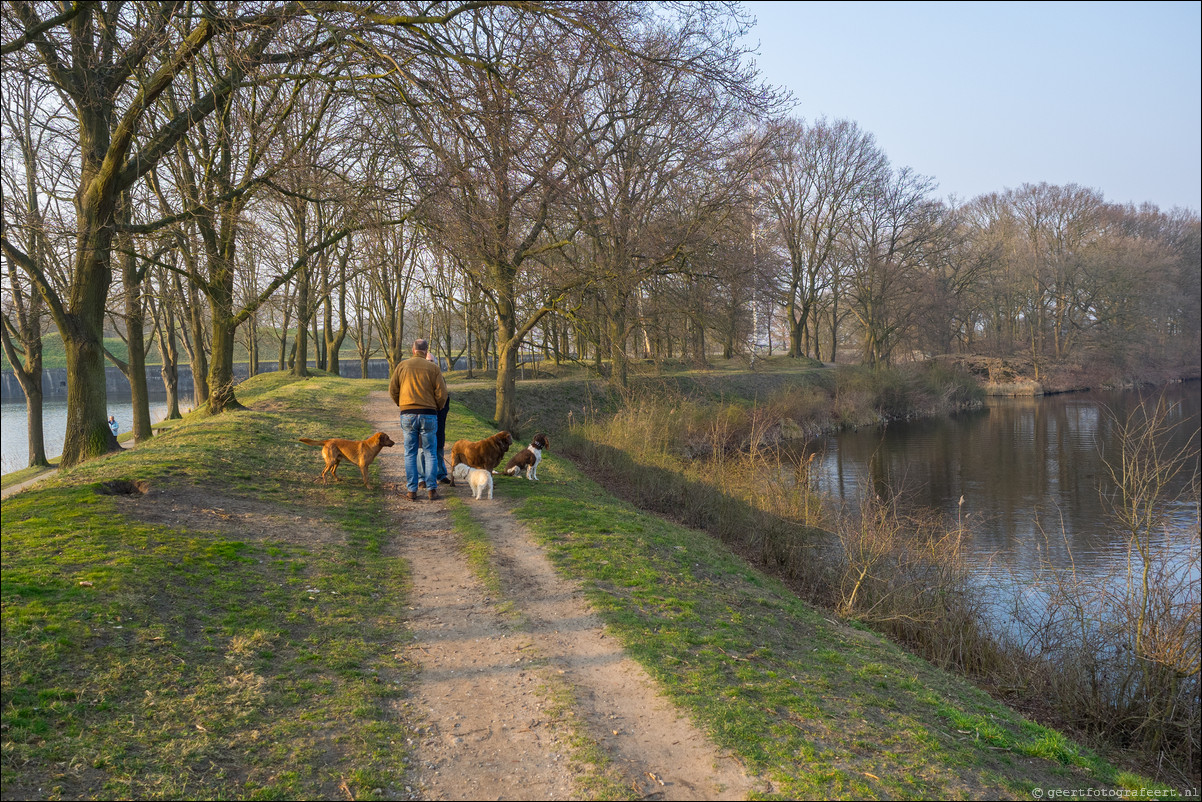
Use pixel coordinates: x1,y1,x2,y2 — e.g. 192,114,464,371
418,480,426,489
428,489,439,500
406,491,417,501
438,477,451,485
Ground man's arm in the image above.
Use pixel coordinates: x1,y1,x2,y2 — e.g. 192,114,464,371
389,364,403,406
435,372,449,411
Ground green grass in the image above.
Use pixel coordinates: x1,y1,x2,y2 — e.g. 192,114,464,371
1,462,58,491
2,373,415,800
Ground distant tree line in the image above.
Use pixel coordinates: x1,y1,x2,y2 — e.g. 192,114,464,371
2,1,1198,468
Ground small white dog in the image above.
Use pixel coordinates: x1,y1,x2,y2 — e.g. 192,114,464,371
454,462,493,500
468,467,493,500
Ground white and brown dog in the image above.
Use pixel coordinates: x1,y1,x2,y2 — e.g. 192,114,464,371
502,433,548,481
453,462,494,500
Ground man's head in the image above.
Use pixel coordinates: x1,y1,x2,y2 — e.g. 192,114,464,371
413,338,429,356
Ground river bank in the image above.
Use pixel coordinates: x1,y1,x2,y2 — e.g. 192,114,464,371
934,353,1202,396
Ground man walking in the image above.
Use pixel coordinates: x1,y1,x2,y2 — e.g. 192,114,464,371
389,339,449,500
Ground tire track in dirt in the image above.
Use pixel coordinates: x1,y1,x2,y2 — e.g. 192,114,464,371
367,392,766,800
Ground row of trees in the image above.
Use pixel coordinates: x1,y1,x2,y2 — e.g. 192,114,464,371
3,1,1199,470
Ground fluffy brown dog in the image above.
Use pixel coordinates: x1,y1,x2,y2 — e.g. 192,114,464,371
449,430,512,486
299,431,395,487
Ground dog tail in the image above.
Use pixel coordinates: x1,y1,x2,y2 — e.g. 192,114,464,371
298,438,324,447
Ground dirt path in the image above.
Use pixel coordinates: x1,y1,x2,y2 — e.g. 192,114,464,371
1,469,54,500
367,392,767,801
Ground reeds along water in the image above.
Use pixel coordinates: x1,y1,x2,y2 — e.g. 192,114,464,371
569,388,1200,783
1000,397,1200,777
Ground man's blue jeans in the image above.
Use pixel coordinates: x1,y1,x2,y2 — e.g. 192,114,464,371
416,401,448,482
400,413,438,492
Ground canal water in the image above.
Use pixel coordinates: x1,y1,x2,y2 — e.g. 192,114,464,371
803,381,1200,587
1,397,170,474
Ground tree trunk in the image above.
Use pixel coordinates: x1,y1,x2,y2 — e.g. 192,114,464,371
156,310,182,420
0,294,50,467
207,312,242,413
313,312,324,371
292,257,311,378
124,303,153,442
277,320,290,371
62,325,118,466
118,242,154,442
4,349,50,467
206,253,245,414
327,330,343,376
492,272,520,429
786,292,803,358
24,383,49,467
828,285,840,363
608,307,629,389
495,339,519,430
58,211,120,467
245,312,259,376
182,277,210,408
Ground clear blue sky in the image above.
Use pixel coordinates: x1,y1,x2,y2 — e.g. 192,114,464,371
741,1,1201,212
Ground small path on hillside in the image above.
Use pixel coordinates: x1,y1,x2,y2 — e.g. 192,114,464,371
367,392,767,801
1,469,55,500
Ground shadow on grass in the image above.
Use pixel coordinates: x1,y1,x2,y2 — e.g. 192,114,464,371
557,432,839,608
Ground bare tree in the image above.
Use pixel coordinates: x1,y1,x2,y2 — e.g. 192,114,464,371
2,1,537,461
0,1,325,464
0,2,342,462
0,64,58,466
761,117,886,360
843,166,942,367
1007,182,1105,366
569,21,773,386
389,6,613,427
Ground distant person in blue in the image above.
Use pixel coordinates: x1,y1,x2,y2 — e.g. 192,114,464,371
108,415,119,437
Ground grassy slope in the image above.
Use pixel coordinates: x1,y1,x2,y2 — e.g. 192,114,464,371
2,373,414,800
2,374,1177,800
447,356,834,437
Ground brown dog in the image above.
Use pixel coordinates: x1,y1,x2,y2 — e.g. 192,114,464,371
449,430,512,486
299,432,395,487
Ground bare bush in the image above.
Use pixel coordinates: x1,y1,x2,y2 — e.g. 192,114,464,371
833,492,999,670
1008,396,1200,779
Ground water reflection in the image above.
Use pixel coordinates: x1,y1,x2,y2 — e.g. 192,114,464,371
1,397,169,473
803,383,1201,579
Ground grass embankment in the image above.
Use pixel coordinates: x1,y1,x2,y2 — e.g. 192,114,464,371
1,463,57,492
451,356,983,441
2,373,415,800
3,373,1177,800
459,403,1168,800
